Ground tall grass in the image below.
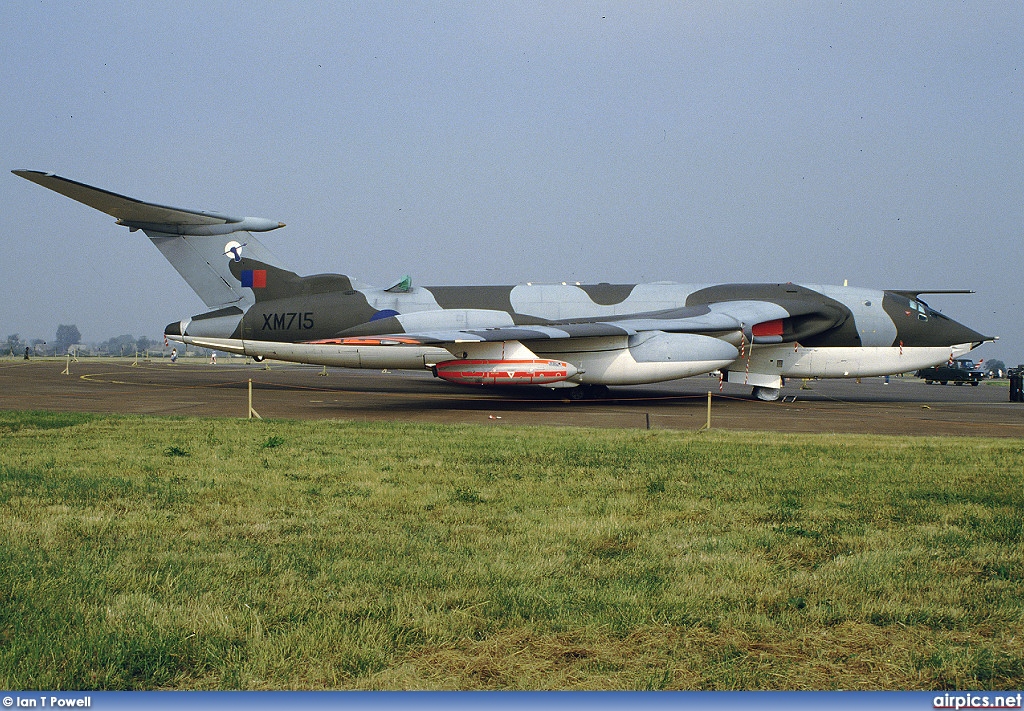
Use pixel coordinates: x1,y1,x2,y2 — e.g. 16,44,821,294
0,410,1021,689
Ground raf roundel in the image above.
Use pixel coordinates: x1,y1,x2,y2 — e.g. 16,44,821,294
223,240,246,263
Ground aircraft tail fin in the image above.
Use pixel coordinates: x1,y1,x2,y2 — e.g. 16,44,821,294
13,170,286,309
148,229,284,309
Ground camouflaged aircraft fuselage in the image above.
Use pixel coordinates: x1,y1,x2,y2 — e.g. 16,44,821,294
15,169,992,400
207,259,979,351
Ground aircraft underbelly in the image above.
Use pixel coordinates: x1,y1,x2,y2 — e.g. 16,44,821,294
176,334,978,388
745,344,975,379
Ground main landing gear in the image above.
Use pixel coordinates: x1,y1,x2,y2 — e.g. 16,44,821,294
752,386,781,402
566,384,611,401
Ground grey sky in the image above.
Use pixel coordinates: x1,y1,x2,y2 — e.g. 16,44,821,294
3,3,1021,362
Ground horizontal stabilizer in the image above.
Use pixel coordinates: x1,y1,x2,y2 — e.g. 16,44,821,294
889,290,975,298
12,170,284,235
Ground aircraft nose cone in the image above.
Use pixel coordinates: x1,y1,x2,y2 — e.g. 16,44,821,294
936,317,990,347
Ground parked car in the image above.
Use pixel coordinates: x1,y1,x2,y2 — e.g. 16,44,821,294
917,358,984,386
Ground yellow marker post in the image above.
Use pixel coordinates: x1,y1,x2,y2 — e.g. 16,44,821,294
248,379,262,420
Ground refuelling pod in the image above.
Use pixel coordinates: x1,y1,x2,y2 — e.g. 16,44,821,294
433,359,578,386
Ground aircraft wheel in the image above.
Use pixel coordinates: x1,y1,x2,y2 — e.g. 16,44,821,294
567,384,609,400
752,386,781,402
252,355,265,363
925,380,933,385
566,386,587,401
940,381,948,385
971,381,979,386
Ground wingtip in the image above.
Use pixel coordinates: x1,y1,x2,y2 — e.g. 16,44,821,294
12,169,55,179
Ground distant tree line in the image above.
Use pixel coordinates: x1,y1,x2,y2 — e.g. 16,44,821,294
5,326,160,356
55,324,82,355
95,334,156,356
5,334,34,355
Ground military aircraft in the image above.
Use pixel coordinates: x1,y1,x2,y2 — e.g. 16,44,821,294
14,169,993,400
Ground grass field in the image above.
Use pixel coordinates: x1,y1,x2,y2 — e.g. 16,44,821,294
1,410,1022,690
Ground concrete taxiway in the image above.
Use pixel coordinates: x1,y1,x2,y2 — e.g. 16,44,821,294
1,357,1022,437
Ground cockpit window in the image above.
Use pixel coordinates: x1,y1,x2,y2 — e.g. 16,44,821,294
908,299,928,321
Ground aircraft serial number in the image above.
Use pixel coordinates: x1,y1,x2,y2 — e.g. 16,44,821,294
261,312,314,330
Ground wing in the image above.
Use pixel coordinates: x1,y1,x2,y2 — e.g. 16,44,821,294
310,299,846,347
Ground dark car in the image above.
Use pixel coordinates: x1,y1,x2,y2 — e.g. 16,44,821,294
917,358,984,386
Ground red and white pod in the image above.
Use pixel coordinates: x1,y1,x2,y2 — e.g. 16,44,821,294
433,359,578,386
